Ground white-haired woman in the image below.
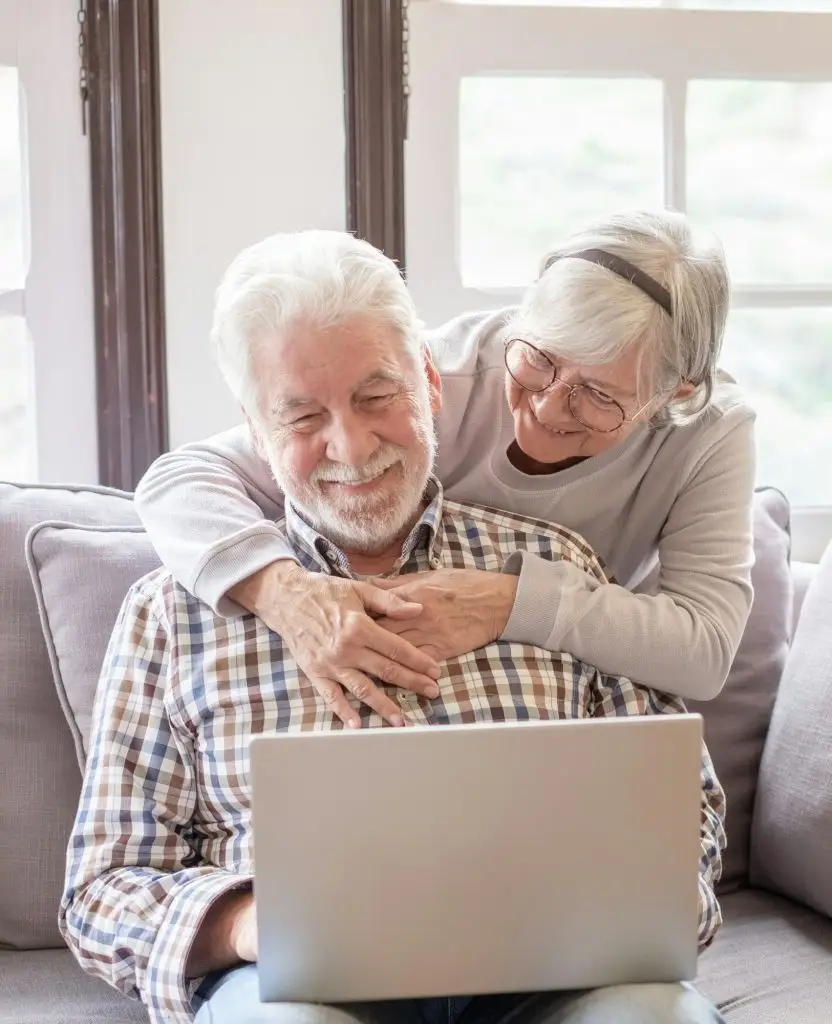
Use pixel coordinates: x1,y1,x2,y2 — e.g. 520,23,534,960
135,209,754,727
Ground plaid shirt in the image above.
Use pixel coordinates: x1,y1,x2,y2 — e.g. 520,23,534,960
60,481,725,1024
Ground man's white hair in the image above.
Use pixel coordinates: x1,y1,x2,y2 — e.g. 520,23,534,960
211,230,422,420
511,209,731,423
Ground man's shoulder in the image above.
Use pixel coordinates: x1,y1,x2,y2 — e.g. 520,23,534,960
121,567,242,636
439,498,605,577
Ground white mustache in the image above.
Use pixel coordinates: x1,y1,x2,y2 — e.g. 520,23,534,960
310,446,403,485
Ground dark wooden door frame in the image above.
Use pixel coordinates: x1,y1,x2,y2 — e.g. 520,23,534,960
343,0,407,274
86,0,168,491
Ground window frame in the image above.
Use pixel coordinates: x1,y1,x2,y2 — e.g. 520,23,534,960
343,0,408,271
86,0,168,491
405,4,832,317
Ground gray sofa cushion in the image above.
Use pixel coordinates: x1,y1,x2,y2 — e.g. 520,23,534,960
0,949,149,1023
750,538,832,917
27,522,160,769
696,889,832,1023
690,487,792,892
0,481,138,949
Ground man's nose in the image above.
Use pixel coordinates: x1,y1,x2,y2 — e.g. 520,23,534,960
324,410,379,466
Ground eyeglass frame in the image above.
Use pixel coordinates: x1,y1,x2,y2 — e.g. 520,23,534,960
503,337,657,434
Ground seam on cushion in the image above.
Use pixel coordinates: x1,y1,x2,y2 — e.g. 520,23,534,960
1,478,134,500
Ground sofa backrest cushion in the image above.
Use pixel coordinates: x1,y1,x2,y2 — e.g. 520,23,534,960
0,481,139,949
750,538,832,917
26,522,160,769
689,487,792,892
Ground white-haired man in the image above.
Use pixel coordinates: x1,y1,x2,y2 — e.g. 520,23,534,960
61,231,726,1024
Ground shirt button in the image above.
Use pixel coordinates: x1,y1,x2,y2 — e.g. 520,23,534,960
325,550,338,563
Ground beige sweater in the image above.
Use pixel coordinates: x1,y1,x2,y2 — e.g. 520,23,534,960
135,308,756,701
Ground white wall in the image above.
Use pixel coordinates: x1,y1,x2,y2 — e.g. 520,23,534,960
159,0,346,449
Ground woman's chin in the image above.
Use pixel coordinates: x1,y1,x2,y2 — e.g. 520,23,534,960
515,422,586,465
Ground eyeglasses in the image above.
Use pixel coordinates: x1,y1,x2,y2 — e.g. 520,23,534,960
504,338,650,434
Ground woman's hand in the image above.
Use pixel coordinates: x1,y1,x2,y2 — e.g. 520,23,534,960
373,568,518,662
230,561,441,728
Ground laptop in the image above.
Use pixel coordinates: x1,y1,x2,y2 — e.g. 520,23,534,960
250,714,703,1004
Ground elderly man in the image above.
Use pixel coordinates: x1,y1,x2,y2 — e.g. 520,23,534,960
61,231,726,1024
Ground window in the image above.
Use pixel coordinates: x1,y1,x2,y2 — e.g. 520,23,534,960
0,65,35,480
0,0,96,484
406,1,832,512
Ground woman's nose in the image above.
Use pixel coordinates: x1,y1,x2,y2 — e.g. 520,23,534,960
532,380,574,423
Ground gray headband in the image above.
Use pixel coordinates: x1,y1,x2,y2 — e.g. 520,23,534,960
544,247,673,316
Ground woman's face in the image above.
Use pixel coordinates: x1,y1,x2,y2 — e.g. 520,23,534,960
505,342,656,468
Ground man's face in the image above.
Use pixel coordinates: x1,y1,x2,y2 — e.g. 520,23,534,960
250,315,441,556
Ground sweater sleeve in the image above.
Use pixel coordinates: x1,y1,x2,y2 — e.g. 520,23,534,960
500,413,756,701
134,425,294,616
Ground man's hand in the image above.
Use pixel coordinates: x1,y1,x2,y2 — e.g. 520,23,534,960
228,891,258,963
186,888,257,979
229,561,441,728
373,568,518,662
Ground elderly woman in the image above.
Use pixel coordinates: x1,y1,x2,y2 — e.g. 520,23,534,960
135,209,755,727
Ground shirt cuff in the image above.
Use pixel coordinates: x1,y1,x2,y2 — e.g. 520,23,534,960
697,874,722,953
192,530,299,617
143,871,253,1024
500,550,565,648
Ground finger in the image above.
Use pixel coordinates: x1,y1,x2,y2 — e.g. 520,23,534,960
359,618,440,680
358,582,422,619
312,676,361,729
337,669,405,727
368,577,409,590
353,648,440,698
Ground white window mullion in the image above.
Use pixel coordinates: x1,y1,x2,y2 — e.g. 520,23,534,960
732,287,832,309
663,77,687,212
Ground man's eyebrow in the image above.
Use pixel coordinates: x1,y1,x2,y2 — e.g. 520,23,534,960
270,371,405,418
271,396,318,418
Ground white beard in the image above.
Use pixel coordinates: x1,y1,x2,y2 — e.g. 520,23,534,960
271,413,436,556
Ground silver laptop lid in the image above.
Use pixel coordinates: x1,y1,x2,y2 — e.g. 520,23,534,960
251,715,703,1004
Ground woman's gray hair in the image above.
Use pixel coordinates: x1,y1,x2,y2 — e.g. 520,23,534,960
211,230,422,421
510,209,731,424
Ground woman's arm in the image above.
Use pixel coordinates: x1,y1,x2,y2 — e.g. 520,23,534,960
134,425,290,615
501,416,756,700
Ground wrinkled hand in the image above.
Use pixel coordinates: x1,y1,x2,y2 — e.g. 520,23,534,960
230,561,441,728
373,568,518,662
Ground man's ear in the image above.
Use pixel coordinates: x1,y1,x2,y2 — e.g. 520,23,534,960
244,410,268,462
423,346,442,415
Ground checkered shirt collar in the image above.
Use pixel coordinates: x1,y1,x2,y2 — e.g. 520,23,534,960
283,476,445,577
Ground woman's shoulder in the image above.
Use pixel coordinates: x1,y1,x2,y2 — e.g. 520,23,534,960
658,372,756,484
423,306,518,377
700,371,757,432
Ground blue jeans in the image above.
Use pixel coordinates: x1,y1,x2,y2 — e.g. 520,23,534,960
193,965,725,1024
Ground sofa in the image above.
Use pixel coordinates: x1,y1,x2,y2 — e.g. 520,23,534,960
1,478,831,1024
